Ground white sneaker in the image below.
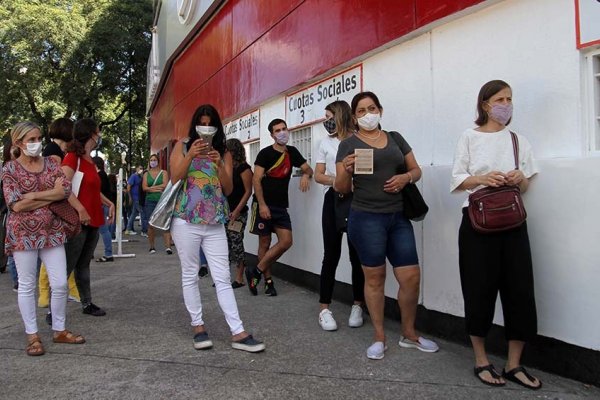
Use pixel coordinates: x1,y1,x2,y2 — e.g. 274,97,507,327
125,231,137,236
140,232,148,238
318,309,338,331
348,304,363,328
366,341,387,360
398,336,439,353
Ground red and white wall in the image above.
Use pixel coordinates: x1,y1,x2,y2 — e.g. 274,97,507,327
148,0,600,357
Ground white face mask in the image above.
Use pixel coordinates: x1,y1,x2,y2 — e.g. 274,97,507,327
357,112,381,131
195,126,218,135
24,142,43,157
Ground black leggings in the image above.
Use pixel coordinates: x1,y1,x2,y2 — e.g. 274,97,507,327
458,208,537,341
319,188,364,305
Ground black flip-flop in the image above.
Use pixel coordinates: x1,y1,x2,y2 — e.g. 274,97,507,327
95,256,114,263
474,364,506,387
502,366,542,390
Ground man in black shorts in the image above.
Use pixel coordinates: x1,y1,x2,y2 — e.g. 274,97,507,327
248,118,313,296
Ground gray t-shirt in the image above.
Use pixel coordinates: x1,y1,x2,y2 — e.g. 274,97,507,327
336,131,412,213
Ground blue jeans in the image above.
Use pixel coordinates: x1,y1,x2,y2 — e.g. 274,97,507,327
99,205,113,257
126,200,147,233
8,255,17,285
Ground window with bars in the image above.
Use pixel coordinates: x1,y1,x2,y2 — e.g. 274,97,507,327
290,127,312,176
586,50,600,153
248,140,261,167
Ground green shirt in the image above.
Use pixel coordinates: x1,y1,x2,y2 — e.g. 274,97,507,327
145,170,164,202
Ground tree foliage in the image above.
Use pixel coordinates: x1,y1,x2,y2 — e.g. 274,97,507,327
0,0,152,168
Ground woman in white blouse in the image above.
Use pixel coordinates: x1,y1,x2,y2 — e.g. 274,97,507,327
451,80,541,390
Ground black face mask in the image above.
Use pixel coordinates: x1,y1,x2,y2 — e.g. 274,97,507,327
323,118,337,135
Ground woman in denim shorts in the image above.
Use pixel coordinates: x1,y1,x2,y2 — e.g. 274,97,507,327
335,91,438,360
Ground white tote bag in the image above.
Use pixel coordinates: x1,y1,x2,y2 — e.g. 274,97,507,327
71,157,84,197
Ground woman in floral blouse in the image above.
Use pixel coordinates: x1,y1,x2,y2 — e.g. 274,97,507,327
2,121,85,356
169,104,264,353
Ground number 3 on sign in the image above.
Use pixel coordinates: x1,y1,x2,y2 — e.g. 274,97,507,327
300,109,304,124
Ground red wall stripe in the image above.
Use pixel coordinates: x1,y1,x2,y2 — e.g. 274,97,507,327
150,0,484,151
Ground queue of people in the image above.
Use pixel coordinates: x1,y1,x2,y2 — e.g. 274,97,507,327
2,81,541,389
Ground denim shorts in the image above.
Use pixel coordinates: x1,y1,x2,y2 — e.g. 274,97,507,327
347,209,418,267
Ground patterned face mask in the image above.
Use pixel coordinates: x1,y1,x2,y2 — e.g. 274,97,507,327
323,118,337,135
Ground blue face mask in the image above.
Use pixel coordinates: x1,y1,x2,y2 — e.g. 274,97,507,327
93,136,102,149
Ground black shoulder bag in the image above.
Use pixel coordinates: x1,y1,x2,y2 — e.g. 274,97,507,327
389,131,429,222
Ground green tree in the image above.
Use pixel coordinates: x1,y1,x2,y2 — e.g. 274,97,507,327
0,0,152,168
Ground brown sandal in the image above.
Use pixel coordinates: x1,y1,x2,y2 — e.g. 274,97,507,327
26,334,45,356
53,330,86,344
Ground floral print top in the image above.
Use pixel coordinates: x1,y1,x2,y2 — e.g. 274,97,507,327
1,157,71,254
173,156,228,225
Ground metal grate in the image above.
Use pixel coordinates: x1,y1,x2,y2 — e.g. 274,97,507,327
248,140,261,167
290,126,312,166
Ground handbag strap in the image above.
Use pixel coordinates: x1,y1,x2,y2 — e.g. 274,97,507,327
388,131,410,174
509,131,519,170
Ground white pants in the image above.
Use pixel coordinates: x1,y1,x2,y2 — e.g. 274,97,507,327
13,246,68,334
171,218,244,335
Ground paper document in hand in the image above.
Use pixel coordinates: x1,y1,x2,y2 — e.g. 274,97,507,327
354,149,373,174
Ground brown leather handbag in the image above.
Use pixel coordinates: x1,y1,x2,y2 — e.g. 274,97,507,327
49,199,82,239
468,132,527,233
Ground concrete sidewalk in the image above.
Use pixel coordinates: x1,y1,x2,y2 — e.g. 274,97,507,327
0,237,598,399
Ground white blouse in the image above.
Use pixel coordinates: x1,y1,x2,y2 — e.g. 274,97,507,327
451,127,539,207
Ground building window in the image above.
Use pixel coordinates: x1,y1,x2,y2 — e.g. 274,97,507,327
290,127,312,176
248,140,260,167
586,50,600,153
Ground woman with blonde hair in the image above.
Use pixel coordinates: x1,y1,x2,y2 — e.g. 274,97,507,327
314,100,364,331
2,121,85,356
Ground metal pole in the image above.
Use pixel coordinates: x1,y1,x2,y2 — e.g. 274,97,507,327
113,167,135,258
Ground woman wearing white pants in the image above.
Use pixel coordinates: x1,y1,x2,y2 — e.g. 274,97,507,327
2,121,85,356
170,104,265,353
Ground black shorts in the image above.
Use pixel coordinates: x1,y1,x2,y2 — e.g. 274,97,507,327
249,201,292,236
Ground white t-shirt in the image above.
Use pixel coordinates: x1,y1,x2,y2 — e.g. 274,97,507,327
451,127,539,207
315,135,341,193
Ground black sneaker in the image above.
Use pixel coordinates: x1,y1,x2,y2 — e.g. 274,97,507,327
193,331,213,350
82,303,106,316
247,267,262,296
46,312,52,326
264,279,277,297
12,283,18,293
198,266,209,277
231,334,265,353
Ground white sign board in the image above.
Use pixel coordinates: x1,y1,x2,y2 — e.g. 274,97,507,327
286,65,362,129
224,110,260,143
576,0,600,49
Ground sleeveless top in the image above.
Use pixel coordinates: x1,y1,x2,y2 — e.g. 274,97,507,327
173,157,229,224
145,170,164,202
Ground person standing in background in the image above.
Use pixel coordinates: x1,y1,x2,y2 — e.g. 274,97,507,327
39,118,80,311
93,156,113,262
225,138,253,288
61,118,114,317
125,166,146,236
314,100,365,331
143,154,172,255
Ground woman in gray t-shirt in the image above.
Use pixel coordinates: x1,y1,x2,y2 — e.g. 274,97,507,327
335,91,438,360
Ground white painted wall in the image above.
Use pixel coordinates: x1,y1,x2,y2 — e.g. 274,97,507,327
241,0,600,351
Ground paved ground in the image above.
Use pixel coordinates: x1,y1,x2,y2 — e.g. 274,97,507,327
1,236,598,400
